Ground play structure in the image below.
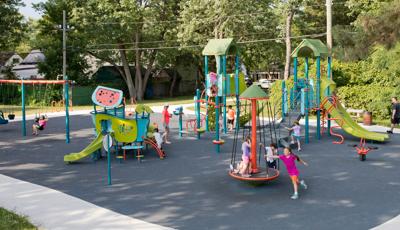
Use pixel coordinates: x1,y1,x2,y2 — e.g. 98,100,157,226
279,39,389,160
0,79,71,143
64,86,164,185
190,39,247,152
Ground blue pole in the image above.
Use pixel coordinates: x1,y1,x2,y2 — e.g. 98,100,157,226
305,57,309,143
196,89,201,139
293,57,298,92
204,56,209,132
316,56,321,140
21,79,26,137
107,134,111,185
327,56,332,136
223,55,227,134
179,107,183,138
235,55,240,132
65,77,70,143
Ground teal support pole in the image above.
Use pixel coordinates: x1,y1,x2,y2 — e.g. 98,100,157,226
293,57,298,92
235,55,240,132
326,56,332,135
21,80,26,136
301,89,305,115
179,107,183,138
196,89,201,139
215,96,220,153
281,81,286,117
107,134,111,185
305,57,309,143
204,56,209,132
222,55,227,134
65,77,70,143
316,56,321,140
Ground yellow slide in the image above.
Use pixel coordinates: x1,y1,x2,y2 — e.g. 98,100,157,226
320,78,389,142
64,134,104,162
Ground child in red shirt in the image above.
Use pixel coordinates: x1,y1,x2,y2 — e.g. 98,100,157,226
162,104,172,144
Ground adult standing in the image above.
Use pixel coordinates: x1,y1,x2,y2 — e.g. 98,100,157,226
387,97,400,134
162,104,172,144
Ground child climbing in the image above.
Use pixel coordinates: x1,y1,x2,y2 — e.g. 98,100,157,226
234,136,252,177
286,121,302,151
260,143,278,169
227,105,235,131
271,147,308,200
162,104,172,144
32,115,48,136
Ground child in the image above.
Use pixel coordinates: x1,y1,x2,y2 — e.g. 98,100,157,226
286,121,302,151
162,104,172,144
271,147,308,200
32,115,48,135
153,128,166,157
227,105,235,131
260,143,278,169
234,136,252,177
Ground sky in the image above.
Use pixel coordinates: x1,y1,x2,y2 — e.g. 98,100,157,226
19,0,44,19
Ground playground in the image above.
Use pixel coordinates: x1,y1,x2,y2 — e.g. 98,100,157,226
1,38,400,230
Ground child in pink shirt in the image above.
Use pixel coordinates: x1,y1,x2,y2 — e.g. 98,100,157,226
286,121,302,151
32,115,48,136
271,147,308,199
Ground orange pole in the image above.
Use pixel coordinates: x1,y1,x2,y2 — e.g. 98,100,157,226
251,99,259,173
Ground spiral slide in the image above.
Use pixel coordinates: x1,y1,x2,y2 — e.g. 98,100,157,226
320,78,389,142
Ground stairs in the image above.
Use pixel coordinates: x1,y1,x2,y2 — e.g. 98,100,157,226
277,102,302,148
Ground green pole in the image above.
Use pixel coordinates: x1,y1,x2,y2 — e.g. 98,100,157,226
223,55,227,134
305,57,309,143
65,77,70,143
215,96,220,153
293,57,298,92
326,56,332,135
204,56,209,132
316,56,321,140
281,81,286,117
234,55,240,132
21,79,26,137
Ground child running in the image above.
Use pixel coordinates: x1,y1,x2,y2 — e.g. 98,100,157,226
32,115,48,136
286,121,302,151
227,105,235,131
234,136,252,177
271,147,308,200
260,143,278,169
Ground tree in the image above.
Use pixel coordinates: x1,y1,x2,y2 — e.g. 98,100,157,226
0,0,26,51
74,0,181,102
178,0,280,73
33,0,88,82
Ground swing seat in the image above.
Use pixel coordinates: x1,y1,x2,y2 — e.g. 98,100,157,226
213,139,225,145
7,114,15,120
196,128,205,134
0,118,8,125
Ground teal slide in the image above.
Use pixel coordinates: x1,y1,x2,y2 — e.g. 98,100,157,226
64,134,104,162
321,78,389,142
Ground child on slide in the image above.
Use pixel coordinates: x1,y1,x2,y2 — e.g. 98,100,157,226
32,115,48,136
271,147,308,200
153,128,166,157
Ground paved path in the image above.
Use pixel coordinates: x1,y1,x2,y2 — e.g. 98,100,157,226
0,174,173,230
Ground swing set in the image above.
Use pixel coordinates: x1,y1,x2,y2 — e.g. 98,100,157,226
0,79,71,143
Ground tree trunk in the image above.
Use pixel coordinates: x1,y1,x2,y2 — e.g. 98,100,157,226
284,9,294,80
140,50,157,100
134,32,143,101
119,45,136,103
169,70,178,97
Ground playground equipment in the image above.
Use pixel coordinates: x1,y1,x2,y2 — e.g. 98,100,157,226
196,38,247,152
0,79,70,143
280,39,388,157
229,84,280,182
64,86,164,184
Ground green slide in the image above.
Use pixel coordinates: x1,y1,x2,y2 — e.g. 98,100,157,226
320,78,389,142
64,134,104,162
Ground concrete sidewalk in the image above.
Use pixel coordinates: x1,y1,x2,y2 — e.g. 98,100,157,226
0,174,174,230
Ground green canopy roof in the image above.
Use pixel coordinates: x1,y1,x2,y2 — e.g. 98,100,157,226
240,84,268,99
202,38,239,56
291,39,329,58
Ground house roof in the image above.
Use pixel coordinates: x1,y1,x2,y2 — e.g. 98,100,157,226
0,52,17,67
240,84,268,100
291,39,329,58
202,38,239,56
21,50,45,64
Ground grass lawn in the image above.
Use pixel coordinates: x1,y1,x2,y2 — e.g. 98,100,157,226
0,96,194,117
0,208,37,230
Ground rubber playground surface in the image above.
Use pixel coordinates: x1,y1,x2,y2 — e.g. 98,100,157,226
1,113,400,230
